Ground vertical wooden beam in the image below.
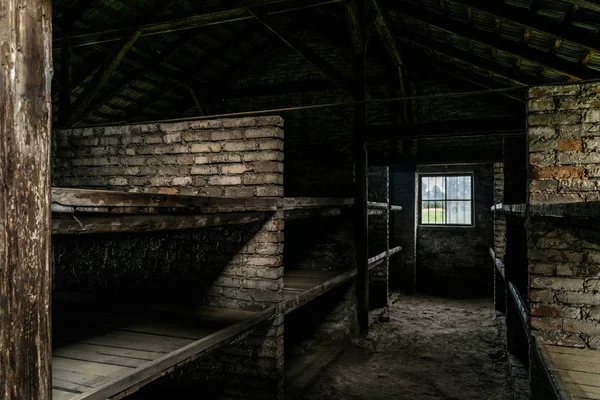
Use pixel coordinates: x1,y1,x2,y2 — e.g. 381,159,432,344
345,0,369,336
0,1,53,399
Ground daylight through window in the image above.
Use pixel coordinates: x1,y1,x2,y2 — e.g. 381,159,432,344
420,175,473,225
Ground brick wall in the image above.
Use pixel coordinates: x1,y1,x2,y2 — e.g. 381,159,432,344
526,83,600,350
416,164,494,296
52,116,286,399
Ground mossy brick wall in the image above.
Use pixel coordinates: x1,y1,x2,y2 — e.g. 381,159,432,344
368,166,390,308
526,83,600,350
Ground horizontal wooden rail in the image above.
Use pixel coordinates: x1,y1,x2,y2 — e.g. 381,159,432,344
508,281,529,331
368,246,402,270
52,212,267,234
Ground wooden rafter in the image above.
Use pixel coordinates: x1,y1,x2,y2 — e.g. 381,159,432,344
55,0,343,47
121,34,272,122
454,0,600,54
249,8,354,97
561,0,600,13
371,0,410,121
388,1,600,80
66,31,142,126
412,54,526,103
398,31,542,86
71,34,208,126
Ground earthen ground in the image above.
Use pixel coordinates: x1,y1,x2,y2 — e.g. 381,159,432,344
302,293,512,400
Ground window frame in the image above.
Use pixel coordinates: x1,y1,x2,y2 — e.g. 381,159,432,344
418,173,475,227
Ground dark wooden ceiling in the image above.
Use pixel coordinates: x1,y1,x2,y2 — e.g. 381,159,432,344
51,0,600,128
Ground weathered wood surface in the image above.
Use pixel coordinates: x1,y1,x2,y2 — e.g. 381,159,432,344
0,1,53,399
51,212,266,234
534,339,600,400
51,188,279,211
367,201,388,210
390,205,403,211
284,207,342,220
530,202,600,220
282,197,354,209
281,269,357,314
368,246,402,270
489,247,505,278
508,281,529,332
51,301,275,400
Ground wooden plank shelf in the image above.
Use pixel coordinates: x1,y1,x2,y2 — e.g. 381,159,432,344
281,269,357,314
283,197,353,210
52,212,268,234
368,246,402,271
534,338,600,400
52,188,279,214
530,202,600,221
52,296,275,400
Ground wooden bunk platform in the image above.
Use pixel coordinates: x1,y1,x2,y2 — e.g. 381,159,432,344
51,188,278,234
281,269,357,314
534,339,600,400
52,296,274,400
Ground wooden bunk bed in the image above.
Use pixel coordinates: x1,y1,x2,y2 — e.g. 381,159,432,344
52,294,275,400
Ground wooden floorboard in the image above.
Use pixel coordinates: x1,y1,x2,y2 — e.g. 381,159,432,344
53,389,80,400
537,341,600,400
52,303,273,400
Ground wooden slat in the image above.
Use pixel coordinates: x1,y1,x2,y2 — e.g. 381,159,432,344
282,269,357,314
67,306,274,400
51,188,279,211
52,377,92,394
53,389,79,400
54,344,160,364
283,197,353,209
77,331,195,354
51,212,266,234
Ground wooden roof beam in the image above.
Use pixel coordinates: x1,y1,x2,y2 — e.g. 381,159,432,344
412,54,526,103
371,0,410,120
55,0,343,47
398,31,542,86
249,8,354,97
65,31,141,126
387,1,600,80
452,0,600,54
561,1,600,13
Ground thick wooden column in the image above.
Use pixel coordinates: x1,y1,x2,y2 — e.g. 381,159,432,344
346,0,369,336
0,1,53,399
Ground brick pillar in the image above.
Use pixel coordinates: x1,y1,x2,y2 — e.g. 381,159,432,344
527,83,600,396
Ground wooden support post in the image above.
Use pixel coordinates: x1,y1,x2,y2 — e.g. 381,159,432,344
0,1,53,399
345,0,369,336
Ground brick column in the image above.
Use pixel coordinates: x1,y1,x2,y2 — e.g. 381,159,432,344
527,83,600,351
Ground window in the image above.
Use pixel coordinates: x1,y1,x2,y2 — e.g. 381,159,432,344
419,174,473,226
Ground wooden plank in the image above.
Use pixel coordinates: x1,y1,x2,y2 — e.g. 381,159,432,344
67,306,275,400
558,369,600,388
51,212,266,234
54,344,160,364
53,389,79,400
535,339,579,400
78,331,195,354
51,187,279,210
367,201,388,209
284,207,342,220
53,376,93,394
283,197,353,209
0,1,53,399
282,269,357,314
547,345,600,358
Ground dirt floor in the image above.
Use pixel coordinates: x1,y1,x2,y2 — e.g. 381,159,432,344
301,293,512,400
